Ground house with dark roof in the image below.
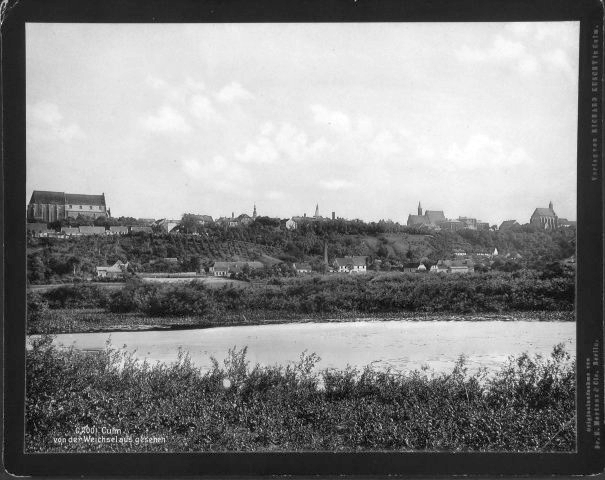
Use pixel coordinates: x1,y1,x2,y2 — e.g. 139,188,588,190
530,201,558,229
334,256,368,274
109,226,129,235
499,220,520,230
401,262,425,273
430,259,474,274
79,226,106,235
27,190,109,223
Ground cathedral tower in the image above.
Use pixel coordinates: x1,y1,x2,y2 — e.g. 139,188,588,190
418,201,423,216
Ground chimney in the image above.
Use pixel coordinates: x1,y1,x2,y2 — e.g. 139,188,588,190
232,212,234,218
332,211,335,220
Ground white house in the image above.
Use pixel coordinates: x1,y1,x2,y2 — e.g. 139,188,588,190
334,256,367,274
96,260,128,279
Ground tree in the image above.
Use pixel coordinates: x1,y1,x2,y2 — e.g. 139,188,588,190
180,214,201,234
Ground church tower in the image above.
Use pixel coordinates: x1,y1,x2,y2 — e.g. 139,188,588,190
314,204,319,218
549,200,553,211
253,203,257,219
418,201,423,216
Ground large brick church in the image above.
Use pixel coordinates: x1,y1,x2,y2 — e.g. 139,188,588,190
27,190,109,223
530,201,558,229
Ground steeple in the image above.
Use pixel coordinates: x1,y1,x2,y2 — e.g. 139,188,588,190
314,203,319,218
253,203,257,219
418,201,422,216
549,200,553,211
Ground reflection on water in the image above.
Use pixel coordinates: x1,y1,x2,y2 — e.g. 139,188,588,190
44,319,575,374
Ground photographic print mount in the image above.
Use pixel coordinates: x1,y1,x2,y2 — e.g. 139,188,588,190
3,0,604,476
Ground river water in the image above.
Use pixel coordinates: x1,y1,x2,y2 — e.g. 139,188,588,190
44,319,575,374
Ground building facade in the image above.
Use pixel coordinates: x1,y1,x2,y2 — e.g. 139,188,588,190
530,201,558,229
28,190,109,223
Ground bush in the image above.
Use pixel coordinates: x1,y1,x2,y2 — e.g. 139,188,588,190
26,340,575,452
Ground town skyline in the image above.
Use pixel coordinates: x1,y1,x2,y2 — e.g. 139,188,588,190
26,188,575,227
27,22,578,224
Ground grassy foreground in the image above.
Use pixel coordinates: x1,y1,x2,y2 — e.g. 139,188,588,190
26,337,575,452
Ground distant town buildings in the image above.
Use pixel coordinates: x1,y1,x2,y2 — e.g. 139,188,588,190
28,190,109,223
286,204,336,230
407,202,489,232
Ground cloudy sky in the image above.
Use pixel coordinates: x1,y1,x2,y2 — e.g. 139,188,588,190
26,22,578,224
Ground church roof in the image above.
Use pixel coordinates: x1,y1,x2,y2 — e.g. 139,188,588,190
65,193,106,206
29,190,107,206
29,190,65,205
532,208,556,217
425,210,446,224
499,220,519,229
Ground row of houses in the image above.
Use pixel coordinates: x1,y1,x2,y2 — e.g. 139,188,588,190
27,223,153,237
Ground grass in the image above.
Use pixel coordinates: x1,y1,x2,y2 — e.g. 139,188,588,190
26,337,575,452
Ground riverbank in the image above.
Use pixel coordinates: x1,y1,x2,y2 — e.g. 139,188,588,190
26,336,575,452
28,308,575,335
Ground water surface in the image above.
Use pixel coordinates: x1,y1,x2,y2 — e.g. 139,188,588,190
46,319,575,374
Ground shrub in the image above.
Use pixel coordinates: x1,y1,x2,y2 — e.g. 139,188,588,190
26,340,575,453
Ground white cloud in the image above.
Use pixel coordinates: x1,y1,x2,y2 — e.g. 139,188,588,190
236,136,279,164
146,75,168,90
310,104,351,133
457,35,538,75
368,130,403,157
184,77,206,92
416,139,435,159
142,105,191,133
182,155,249,193
215,82,253,103
465,23,578,80
190,94,219,122
445,134,529,170
355,116,375,137
320,179,355,190
265,190,286,200
236,122,329,165
542,49,575,80
28,101,85,142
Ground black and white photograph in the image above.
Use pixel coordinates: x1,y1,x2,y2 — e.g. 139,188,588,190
22,20,580,453
3,0,604,475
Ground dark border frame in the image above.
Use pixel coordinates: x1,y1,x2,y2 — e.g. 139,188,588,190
3,0,604,476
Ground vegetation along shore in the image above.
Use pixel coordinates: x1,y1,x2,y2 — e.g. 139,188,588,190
26,336,575,452
27,269,574,334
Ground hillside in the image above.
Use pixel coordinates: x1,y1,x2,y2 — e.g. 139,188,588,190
26,222,576,284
